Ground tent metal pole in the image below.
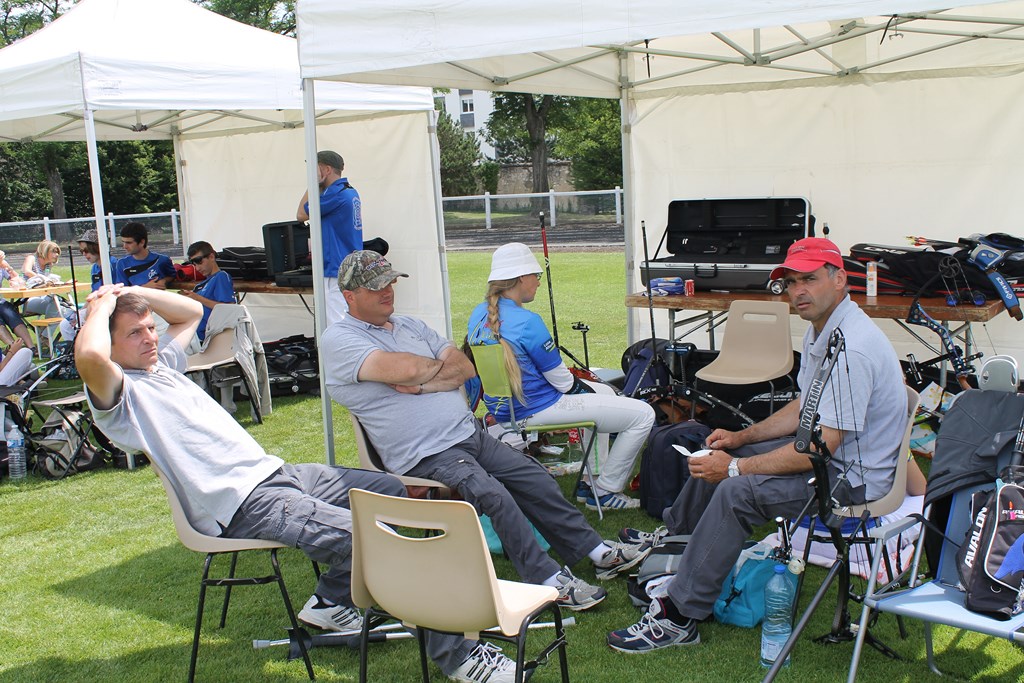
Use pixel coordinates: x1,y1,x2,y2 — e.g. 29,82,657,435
619,51,637,346
302,77,336,466
426,109,453,340
83,108,113,285
172,129,189,257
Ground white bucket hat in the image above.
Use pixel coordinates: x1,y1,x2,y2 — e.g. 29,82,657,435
488,242,542,282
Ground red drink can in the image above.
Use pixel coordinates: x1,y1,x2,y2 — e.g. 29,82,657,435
684,279,695,296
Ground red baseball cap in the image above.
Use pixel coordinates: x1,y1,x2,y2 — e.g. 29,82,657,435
769,237,844,280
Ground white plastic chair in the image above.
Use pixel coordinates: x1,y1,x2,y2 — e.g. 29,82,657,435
349,489,569,683
150,461,314,683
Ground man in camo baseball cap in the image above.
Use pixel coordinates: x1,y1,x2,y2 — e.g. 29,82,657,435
337,250,408,291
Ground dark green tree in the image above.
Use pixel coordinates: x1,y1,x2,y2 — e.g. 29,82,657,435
435,109,482,197
552,98,622,190
484,94,622,193
198,0,295,35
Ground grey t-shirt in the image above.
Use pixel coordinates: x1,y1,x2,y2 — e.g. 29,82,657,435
86,340,283,536
322,314,476,475
797,295,907,501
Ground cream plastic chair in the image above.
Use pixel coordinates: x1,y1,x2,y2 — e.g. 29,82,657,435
349,413,450,497
349,489,569,683
150,461,314,683
695,299,794,415
470,341,605,519
186,328,262,424
833,386,920,521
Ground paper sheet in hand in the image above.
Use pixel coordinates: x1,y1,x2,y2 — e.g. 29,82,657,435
672,445,712,458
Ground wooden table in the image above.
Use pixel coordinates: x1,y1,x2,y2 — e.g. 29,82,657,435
171,279,312,296
625,289,1007,364
0,282,91,301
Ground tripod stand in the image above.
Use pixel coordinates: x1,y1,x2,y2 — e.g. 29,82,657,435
763,332,913,682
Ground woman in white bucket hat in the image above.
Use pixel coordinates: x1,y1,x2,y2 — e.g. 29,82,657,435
467,243,655,511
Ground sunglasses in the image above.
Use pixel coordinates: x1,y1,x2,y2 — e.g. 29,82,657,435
188,253,209,266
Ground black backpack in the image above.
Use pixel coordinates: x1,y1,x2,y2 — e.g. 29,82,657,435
956,466,1024,620
638,420,713,519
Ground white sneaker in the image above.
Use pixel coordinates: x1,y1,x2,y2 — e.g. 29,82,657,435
450,642,517,682
297,595,363,632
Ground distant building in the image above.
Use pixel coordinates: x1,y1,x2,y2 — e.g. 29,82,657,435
436,89,495,160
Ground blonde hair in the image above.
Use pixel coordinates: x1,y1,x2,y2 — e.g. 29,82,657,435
36,240,60,262
485,277,526,402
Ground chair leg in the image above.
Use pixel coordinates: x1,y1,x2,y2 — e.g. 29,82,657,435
576,432,602,520
924,623,943,676
270,548,315,680
190,553,215,683
239,373,263,424
358,609,374,683
219,552,238,628
554,606,569,683
416,626,430,682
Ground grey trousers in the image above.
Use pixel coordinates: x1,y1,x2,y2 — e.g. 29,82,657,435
407,422,604,584
223,463,473,675
662,437,864,622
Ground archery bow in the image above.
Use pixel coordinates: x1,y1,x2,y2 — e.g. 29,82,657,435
905,256,977,391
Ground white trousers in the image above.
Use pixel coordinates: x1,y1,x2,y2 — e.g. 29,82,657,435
0,347,34,386
526,380,655,495
324,277,349,325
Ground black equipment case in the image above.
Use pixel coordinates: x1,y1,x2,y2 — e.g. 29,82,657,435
642,197,814,292
219,246,271,281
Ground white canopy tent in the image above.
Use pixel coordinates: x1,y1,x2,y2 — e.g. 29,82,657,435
0,0,449,463
296,0,1024,365
0,0,448,338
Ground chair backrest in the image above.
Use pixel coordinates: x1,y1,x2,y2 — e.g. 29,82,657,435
696,299,793,382
349,413,390,474
835,385,920,519
349,489,505,635
150,459,282,554
469,342,517,422
186,328,236,372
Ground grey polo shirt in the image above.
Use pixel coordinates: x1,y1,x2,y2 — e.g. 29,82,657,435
86,339,283,536
322,314,476,475
797,295,907,501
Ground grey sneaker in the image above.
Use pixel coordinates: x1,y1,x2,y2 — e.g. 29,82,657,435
607,597,700,653
617,526,669,547
297,595,363,632
554,566,607,611
450,642,517,682
594,540,651,580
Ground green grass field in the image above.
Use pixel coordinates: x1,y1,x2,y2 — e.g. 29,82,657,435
1,252,1021,682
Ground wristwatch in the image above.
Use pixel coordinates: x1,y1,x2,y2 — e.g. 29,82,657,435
728,458,740,478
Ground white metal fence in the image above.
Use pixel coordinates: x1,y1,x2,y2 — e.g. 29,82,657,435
0,187,623,251
442,187,623,230
0,210,181,252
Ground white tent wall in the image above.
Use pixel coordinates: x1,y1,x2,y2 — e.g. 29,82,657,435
628,67,1024,365
179,111,447,341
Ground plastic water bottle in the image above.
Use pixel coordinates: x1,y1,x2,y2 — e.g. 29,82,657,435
6,422,26,480
760,564,796,668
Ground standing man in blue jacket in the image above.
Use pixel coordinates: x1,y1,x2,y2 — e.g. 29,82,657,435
297,150,362,324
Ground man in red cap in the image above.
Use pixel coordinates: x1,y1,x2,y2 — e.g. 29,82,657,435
608,237,907,653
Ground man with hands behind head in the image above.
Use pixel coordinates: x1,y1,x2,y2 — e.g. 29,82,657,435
608,237,907,654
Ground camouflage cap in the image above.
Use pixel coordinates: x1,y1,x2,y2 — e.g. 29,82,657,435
77,229,99,244
338,250,408,291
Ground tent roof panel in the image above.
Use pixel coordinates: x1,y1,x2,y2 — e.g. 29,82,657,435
0,0,432,142
297,0,1024,95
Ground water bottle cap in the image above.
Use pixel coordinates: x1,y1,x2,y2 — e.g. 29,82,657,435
774,564,786,574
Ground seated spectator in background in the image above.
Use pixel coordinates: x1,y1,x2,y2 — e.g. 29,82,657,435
76,284,519,683
467,243,655,511
21,240,64,338
114,222,174,289
0,250,32,350
179,241,235,342
0,338,33,386
323,250,650,614
77,229,116,293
